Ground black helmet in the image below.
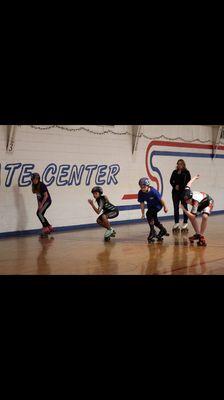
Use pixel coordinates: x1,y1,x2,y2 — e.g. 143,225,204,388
183,187,193,201
91,186,103,195
31,173,40,181
138,177,150,187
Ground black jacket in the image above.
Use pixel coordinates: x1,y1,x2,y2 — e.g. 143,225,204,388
170,169,191,193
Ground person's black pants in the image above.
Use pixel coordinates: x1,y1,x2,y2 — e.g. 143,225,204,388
146,207,164,231
172,191,188,224
36,201,52,227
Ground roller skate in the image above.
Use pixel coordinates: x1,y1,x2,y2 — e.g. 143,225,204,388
181,223,189,233
197,235,207,247
189,233,201,244
147,229,157,243
157,227,170,242
172,223,180,233
48,225,54,234
40,226,50,238
104,228,116,242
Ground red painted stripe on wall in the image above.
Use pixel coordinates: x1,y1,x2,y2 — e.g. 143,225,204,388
122,194,138,200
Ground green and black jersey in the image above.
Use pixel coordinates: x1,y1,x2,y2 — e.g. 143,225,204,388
96,195,117,214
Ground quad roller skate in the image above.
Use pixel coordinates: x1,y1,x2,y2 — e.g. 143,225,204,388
189,233,201,244
104,228,116,242
147,229,157,243
156,227,170,242
181,223,189,233
40,226,51,238
172,223,181,233
197,235,207,247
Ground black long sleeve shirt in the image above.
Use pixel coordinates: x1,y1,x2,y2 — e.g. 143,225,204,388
170,169,191,193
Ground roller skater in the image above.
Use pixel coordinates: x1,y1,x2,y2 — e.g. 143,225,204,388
170,159,191,233
138,177,169,244
31,173,53,238
88,186,119,242
180,174,214,246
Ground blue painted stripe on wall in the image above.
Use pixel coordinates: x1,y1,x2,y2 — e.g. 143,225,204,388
152,150,224,159
118,204,140,211
149,149,224,197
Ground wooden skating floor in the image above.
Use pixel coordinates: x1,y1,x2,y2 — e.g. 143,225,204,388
0,215,224,275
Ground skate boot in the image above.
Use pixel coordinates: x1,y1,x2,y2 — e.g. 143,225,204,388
147,228,157,243
104,228,115,242
172,223,180,233
197,235,207,247
189,233,201,244
157,227,170,241
181,223,188,232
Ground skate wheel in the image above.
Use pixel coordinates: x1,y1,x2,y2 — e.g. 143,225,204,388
104,237,110,242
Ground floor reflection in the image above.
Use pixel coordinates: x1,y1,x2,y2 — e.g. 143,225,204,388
170,231,207,275
142,241,169,275
37,236,55,274
95,242,119,274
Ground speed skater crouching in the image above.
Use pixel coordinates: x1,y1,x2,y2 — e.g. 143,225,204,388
88,186,119,241
180,174,214,246
138,177,169,243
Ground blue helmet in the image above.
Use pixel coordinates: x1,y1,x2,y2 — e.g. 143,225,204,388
139,177,150,187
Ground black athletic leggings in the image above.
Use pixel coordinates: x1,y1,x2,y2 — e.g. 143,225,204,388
37,201,52,227
172,191,188,224
146,208,164,230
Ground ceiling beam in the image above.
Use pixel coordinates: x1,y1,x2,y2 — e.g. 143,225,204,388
132,125,142,154
6,125,16,153
212,126,223,159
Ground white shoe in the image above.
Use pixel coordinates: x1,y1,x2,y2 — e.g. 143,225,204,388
181,223,188,230
105,228,113,238
173,223,180,230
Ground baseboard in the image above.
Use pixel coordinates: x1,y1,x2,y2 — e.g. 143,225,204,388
0,210,224,239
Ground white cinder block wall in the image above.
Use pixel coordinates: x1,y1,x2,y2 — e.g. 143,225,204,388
0,125,223,235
